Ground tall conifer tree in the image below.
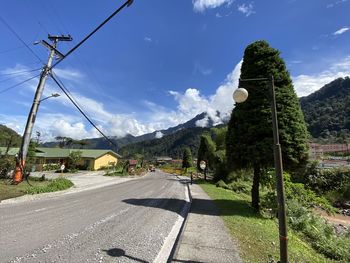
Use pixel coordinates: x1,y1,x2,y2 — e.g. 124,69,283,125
226,40,309,211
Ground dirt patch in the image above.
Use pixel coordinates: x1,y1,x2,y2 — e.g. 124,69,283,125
314,207,350,226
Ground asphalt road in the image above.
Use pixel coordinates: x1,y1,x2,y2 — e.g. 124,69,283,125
0,171,189,263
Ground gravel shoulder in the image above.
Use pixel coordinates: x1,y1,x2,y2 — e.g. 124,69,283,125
0,171,139,205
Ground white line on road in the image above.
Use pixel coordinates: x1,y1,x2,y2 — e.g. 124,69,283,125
154,179,190,263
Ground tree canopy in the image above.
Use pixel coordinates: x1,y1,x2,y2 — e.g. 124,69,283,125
226,40,309,210
182,147,193,169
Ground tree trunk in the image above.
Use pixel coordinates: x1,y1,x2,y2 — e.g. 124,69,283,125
251,164,261,211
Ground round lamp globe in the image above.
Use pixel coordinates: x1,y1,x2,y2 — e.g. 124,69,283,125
233,88,248,103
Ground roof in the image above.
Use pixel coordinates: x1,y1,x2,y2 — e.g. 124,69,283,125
0,147,121,159
129,159,137,165
0,147,20,156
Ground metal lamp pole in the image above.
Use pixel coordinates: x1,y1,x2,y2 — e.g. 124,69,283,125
235,76,288,263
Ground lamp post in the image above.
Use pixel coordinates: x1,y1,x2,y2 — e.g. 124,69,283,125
233,75,288,263
39,93,60,103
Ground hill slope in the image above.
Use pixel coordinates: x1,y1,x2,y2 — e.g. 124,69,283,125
119,126,211,159
300,77,350,138
0,125,21,148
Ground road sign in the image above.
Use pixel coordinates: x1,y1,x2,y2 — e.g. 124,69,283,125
199,160,206,170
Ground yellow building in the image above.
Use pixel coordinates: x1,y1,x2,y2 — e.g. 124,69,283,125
0,147,121,171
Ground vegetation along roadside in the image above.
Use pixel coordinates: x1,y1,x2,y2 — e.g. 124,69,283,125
0,177,74,201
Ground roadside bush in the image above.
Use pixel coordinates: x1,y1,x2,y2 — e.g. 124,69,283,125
216,180,229,189
287,200,350,261
285,180,336,214
227,181,250,194
26,178,73,194
42,164,59,171
0,155,14,179
305,165,350,194
226,169,253,182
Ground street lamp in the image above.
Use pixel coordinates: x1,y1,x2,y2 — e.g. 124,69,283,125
233,75,288,263
39,93,60,103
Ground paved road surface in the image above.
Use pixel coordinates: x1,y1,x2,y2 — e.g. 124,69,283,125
0,171,188,263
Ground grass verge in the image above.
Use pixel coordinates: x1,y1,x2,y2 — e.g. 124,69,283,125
0,177,73,201
197,180,335,263
25,177,73,194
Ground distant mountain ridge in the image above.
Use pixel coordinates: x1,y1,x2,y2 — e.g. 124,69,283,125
300,76,350,138
41,112,219,151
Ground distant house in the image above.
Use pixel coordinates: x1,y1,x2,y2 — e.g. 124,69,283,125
0,147,121,171
128,159,137,173
155,156,172,165
310,143,350,159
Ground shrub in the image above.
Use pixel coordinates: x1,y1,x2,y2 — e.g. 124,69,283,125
26,178,73,194
216,180,229,189
0,155,14,179
305,166,350,194
42,164,59,171
284,173,336,214
226,169,253,182
228,181,250,194
287,200,350,261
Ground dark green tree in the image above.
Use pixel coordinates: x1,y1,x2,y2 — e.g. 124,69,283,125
182,147,193,169
226,40,309,211
197,132,215,171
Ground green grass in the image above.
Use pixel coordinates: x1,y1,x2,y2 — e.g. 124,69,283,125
25,177,73,194
0,177,73,201
197,180,335,263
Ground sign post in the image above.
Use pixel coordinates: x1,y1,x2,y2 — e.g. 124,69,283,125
199,160,207,181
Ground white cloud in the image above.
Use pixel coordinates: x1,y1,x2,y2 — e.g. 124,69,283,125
1,62,243,141
54,67,85,82
327,0,348,8
196,115,209,127
237,3,255,17
193,61,213,76
292,56,350,97
144,36,152,42
155,131,163,139
192,0,233,12
333,27,349,35
168,60,242,126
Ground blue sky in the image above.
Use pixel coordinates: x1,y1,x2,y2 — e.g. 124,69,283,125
0,0,349,141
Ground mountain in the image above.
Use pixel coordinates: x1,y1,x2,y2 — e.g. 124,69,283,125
119,126,211,159
41,112,219,151
0,124,21,148
300,77,350,139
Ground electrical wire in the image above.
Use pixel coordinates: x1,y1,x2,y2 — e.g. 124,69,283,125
51,0,133,70
50,71,119,149
0,16,44,64
0,73,40,94
0,68,41,77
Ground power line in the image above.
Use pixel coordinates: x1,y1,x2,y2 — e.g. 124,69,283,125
0,73,40,94
0,16,44,64
51,0,134,70
50,71,118,149
0,68,41,77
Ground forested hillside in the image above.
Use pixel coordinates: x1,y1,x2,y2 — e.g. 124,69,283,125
0,125,21,147
119,127,210,159
300,77,350,140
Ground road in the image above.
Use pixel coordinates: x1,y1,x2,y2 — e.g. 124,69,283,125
0,171,189,263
